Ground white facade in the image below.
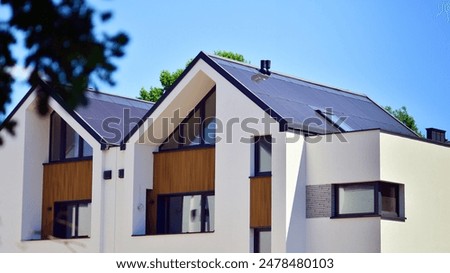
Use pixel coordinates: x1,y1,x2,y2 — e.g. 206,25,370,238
1,57,450,253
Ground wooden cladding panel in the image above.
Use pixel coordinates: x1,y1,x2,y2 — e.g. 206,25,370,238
147,147,215,234
153,147,215,194
250,176,271,228
41,160,92,239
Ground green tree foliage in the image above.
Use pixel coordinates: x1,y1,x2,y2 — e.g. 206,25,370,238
385,106,423,137
138,51,247,102
0,0,129,145
138,87,163,103
214,50,247,63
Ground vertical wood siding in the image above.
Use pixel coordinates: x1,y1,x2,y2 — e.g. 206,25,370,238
41,160,92,239
250,176,271,228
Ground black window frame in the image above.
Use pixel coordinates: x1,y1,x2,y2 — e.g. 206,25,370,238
254,135,272,177
53,199,92,239
156,191,215,235
332,181,405,221
49,111,93,163
159,87,216,151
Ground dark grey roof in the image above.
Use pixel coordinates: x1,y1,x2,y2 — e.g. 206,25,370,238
208,54,418,137
74,91,153,145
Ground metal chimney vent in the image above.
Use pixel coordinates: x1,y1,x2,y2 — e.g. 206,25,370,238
259,60,271,75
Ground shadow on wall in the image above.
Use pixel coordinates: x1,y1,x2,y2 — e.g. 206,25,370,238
286,141,307,252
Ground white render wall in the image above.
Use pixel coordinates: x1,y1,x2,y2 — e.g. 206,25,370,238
284,132,307,252
380,133,450,252
304,130,382,252
305,217,381,252
0,92,29,252
21,101,50,241
306,131,381,185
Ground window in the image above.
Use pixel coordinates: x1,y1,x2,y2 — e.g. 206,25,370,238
254,135,272,176
53,200,91,239
254,228,271,253
49,112,93,162
160,89,216,151
333,182,405,220
156,192,214,234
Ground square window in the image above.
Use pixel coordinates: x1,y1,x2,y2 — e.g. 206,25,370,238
53,200,91,239
337,184,375,215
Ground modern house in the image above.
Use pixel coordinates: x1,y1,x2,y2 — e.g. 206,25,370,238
1,52,449,253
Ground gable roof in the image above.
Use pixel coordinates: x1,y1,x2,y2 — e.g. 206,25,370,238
1,80,153,147
123,51,418,144
206,53,418,137
2,51,418,148
75,90,153,145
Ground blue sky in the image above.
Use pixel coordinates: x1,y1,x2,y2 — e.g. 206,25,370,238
6,0,450,134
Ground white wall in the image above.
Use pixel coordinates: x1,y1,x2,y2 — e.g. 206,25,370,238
0,93,29,252
380,133,450,252
306,131,381,185
284,132,307,252
305,130,382,252
131,144,155,235
271,131,308,253
306,217,381,252
21,101,50,240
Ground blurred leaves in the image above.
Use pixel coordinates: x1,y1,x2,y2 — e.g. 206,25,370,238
0,0,128,145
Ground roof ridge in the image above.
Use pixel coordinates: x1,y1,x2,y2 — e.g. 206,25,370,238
85,89,155,105
208,53,368,99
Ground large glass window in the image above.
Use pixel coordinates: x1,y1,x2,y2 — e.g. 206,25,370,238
333,182,404,220
49,112,93,162
337,184,375,215
160,89,216,151
156,192,214,234
53,200,91,239
254,135,272,176
183,109,202,146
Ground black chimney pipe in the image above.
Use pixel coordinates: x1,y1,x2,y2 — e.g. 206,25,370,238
259,60,271,75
